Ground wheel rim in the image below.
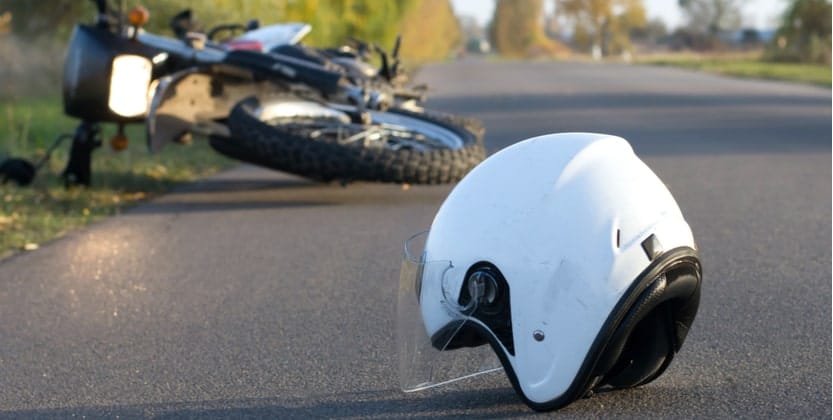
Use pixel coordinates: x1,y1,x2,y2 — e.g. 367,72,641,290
259,103,465,152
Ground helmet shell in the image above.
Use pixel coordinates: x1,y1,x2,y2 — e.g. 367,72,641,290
423,133,696,404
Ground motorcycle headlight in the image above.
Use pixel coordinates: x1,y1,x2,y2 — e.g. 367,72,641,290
108,54,153,118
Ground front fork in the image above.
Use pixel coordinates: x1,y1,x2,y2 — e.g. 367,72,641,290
62,121,102,187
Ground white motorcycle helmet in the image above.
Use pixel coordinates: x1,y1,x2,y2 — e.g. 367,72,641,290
397,133,701,411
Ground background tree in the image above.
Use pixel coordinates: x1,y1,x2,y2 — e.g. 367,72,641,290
398,0,462,61
0,0,460,61
0,0,461,99
677,0,741,37
0,0,86,39
555,0,646,56
490,0,568,58
766,0,831,64
0,11,10,35
630,18,667,45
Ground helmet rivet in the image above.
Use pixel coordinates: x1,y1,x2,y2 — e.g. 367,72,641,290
533,330,545,342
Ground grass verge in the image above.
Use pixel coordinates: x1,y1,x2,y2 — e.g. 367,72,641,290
636,53,831,87
1,97,235,259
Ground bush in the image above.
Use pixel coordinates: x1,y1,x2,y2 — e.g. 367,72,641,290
765,0,831,65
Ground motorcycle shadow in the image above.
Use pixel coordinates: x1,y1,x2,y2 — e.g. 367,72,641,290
170,177,316,194
126,166,452,215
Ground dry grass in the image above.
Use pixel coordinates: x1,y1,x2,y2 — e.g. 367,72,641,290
0,31,238,259
635,51,831,87
0,97,234,259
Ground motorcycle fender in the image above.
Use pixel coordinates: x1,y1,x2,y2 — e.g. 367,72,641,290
145,69,250,152
147,67,284,152
146,69,215,152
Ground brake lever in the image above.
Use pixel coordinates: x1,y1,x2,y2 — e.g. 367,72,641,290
373,44,393,82
390,35,402,77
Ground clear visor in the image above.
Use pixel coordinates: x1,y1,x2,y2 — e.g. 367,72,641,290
397,231,503,392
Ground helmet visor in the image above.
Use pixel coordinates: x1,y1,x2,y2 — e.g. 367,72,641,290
397,231,503,392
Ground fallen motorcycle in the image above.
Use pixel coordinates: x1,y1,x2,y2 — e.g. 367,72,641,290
170,9,420,103
0,1,485,187
168,8,426,107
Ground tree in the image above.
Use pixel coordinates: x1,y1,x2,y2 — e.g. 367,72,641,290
0,0,88,39
0,0,460,61
490,0,568,57
398,0,463,61
630,18,668,44
0,11,10,35
678,0,741,37
766,0,831,64
491,0,541,56
555,0,646,56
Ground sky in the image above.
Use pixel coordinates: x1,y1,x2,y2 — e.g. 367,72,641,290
450,0,789,30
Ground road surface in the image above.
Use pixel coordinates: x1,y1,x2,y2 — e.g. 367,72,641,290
0,60,829,418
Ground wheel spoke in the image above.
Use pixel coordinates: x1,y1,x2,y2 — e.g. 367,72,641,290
264,111,463,151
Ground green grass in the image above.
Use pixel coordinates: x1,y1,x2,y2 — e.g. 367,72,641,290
637,53,831,87
0,96,235,259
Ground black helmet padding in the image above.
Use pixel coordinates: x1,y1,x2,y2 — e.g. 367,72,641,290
594,260,701,390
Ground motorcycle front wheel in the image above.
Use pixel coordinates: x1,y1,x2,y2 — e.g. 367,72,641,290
214,97,486,184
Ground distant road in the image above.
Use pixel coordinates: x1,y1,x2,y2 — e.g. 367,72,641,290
0,59,829,418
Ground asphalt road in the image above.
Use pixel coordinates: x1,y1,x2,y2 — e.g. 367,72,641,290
0,60,829,418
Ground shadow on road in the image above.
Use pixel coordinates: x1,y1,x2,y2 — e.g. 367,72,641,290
0,382,774,418
171,177,318,194
129,199,335,213
123,171,450,215
128,178,333,214
0,388,528,419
